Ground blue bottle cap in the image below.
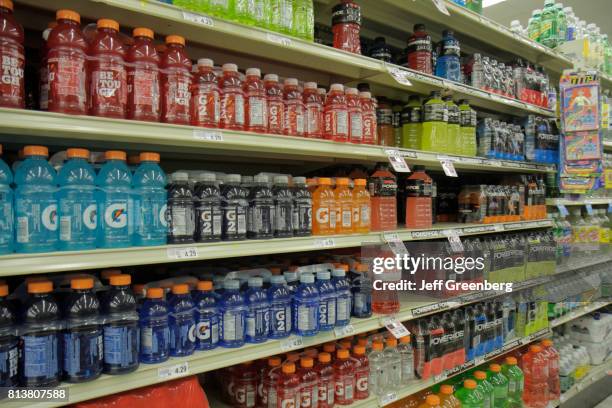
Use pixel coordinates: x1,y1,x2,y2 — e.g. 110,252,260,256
316,271,331,280
300,274,315,284
224,280,240,290
248,277,263,287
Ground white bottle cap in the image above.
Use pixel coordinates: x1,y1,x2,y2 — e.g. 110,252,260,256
274,175,289,184
254,174,269,183
198,58,214,68
195,172,216,182
359,91,371,98
293,176,306,185
226,174,242,183
264,73,279,81
300,274,315,284
222,63,238,72
284,78,298,86
172,172,189,182
246,68,261,77
304,82,317,89
330,83,344,92
317,88,327,95
345,87,358,95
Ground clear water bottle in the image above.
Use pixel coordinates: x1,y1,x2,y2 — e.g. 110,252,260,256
383,337,402,390
398,335,415,384
368,340,387,396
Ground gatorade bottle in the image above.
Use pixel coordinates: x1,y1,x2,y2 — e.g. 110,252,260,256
89,19,127,118
401,95,423,150
334,348,355,405
312,177,336,235
384,337,402,390
316,352,335,408
221,174,248,240
39,21,56,110
345,87,363,143
167,172,195,244
139,287,169,364
292,177,312,237
0,145,12,254
405,166,433,229
298,357,319,408
246,174,273,239
487,364,509,407
220,63,245,130
0,283,17,387
132,152,167,246
435,30,461,82
283,78,305,137
244,68,267,133
245,277,269,343
421,91,447,153
191,58,220,127
267,275,292,339
161,35,192,125
522,344,549,408
57,148,97,251
316,270,336,331
444,97,460,155
101,274,138,375
168,284,195,357
334,177,353,234
293,273,319,336
0,0,24,108
438,384,460,408
47,10,87,114
14,145,58,253
259,356,281,408
360,92,377,144
19,281,60,387
193,172,222,242
398,335,415,384
459,100,477,157
285,271,300,294
264,74,284,135
332,267,351,327
273,176,294,238
219,279,247,348
456,379,485,408
62,278,103,382
502,356,524,408
353,345,370,400
331,0,361,54
407,24,433,74
368,341,386,396
352,179,370,234
193,280,218,350
323,84,349,142
473,370,494,408
350,263,371,318
303,82,323,139
95,150,131,249
277,362,300,408
540,339,560,401
418,395,442,408
127,27,160,122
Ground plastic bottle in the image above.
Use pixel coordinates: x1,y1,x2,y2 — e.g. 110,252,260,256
264,74,284,135
219,279,247,348
285,271,300,294
131,152,167,246
0,145,11,254
126,27,160,122
473,370,494,408
405,166,433,229
316,352,334,408
19,281,60,386
259,356,281,408
291,177,312,237
273,175,294,237
522,344,549,408
352,345,370,400
304,82,323,138
245,277,269,343
139,287,169,363
349,264,371,319
352,178,370,234
368,341,386,396
316,270,337,331
218,63,245,129
332,0,361,54
312,177,336,235
62,278,103,382
540,0,557,48
297,357,319,408
191,58,220,127
277,362,300,408
161,35,192,124
334,177,353,234
435,30,461,82
294,0,314,40
334,348,355,405
243,68,267,133
323,84,349,142
168,284,195,357
407,24,433,74
266,275,292,340
398,335,415,384
332,267,351,327
246,174,273,239
360,92,377,144
438,384,460,408
0,283,17,386
487,364,509,408
233,361,258,408
540,339,560,401
401,95,422,150
459,99,477,156
14,145,58,253
528,10,542,43
0,0,24,108
193,172,222,242
344,87,364,144
192,280,219,350
384,337,402,390
444,97,460,155
283,78,305,137
293,273,319,336
166,171,195,244
456,379,485,408
421,91,447,153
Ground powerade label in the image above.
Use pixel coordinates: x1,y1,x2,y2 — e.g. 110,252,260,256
140,325,169,357
0,341,18,386
21,334,59,381
269,304,291,337
103,324,138,368
15,199,58,244
59,198,97,243
196,202,222,241
401,105,422,124
318,296,336,329
195,312,219,349
423,102,446,122
246,305,269,341
331,2,361,25
407,37,432,53
62,329,103,378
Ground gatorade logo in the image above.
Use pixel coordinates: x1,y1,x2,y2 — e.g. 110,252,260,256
300,392,312,407
274,309,287,332
83,204,97,230
105,202,128,228
318,303,328,323
318,384,327,401
42,204,58,231
315,207,329,224
356,376,368,392
196,321,211,340
280,398,296,408
235,387,246,404
159,204,168,228
188,324,197,343
97,71,122,97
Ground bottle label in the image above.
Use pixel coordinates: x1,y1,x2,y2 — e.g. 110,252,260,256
350,112,363,141
62,328,103,377
318,378,335,406
195,312,219,348
341,207,352,229
246,305,269,340
277,388,299,408
221,310,245,342
362,114,376,143
0,46,25,106
169,204,196,238
196,203,223,241
336,294,351,322
221,93,245,127
48,52,87,111
324,110,349,139
293,198,312,234
305,104,322,136
0,340,18,383
270,304,291,336
162,72,191,122
423,102,447,122
140,324,170,356
21,334,59,380
299,382,318,408
194,87,220,125
285,104,305,135
234,380,257,407
295,302,318,332
16,198,58,243
59,198,97,242
90,60,127,115
274,202,293,235
334,376,354,403
267,100,285,133
354,369,369,399
248,202,273,237
318,296,336,327
169,315,196,352
103,199,128,230
103,324,139,367
128,67,160,117
223,206,247,237
248,96,267,127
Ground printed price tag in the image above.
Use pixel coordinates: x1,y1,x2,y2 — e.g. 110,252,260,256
447,235,464,253
557,204,569,217
386,149,411,172
334,324,355,338
433,373,447,383
431,0,450,15
402,150,419,159
167,247,199,260
193,129,224,141
266,33,292,47
488,160,503,167
382,316,410,339
387,67,413,87
474,356,485,366
439,158,458,177
379,392,398,406
586,204,594,215
383,232,409,255
158,361,189,379
314,238,335,248
494,224,504,232
182,11,214,27
280,335,304,351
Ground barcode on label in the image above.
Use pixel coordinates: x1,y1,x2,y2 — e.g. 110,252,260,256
439,159,458,177
158,361,189,379
182,11,214,27
193,129,224,141
386,149,411,172
60,216,71,242
16,217,28,243
383,317,410,338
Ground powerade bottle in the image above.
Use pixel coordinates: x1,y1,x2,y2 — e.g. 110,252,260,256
19,281,60,387
0,145,13,254
316,271,336,331
435,30,461,82
219,280,246,348
57,148,97,251
132,152,167,246
293,273,319,336
167,172,195,244
96,150,132,249
268,275,292,339
139,287,169,364
101,274,139,375
421,92,447,153
0,283,17,387
407,24,433,74
193,281,219,350
292,177,312,237
168,284,195,357
459,99,477,157
194,172,222,242
332,268,351,327
273,176,294,238
62,278,103,382
247,174,274,239
245,277,269,343
14,145,58,253
221,174,248,241
444,96,460,155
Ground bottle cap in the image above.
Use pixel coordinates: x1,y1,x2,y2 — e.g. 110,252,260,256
359,91,371,98
195,172,216,182
304,81,317,89
222,63,238,72
71,278,94,290
339,339,351,349
318,352,331,363
353,345,366,355
440,384,453,395
399,335,410,344
248,277,263,287
316,271,330,280
300,274,315,284
0,0,13,11
226,174,241,183
323,343,335,353
146,287,164,299
283,271,297,282
197,58,214,68
336,177,349,186
354,178,366,186
197,280,213,291
172,283,189,295
464,379,477,389
264,73,278,81
274,175,289,184
171,172,189,181
269,356,282,367
426,395,440,406
386,337,398,347
304,348,318,358
286,352,300,362
28,281,53,294
529,345,542,353
372,341,384,351
284,78,298,86
246,68,261,77
318,88,327,95
105,150,126,161
270,275,286,285
330,83,344,92
489,363,501,373
474,370,487,380
24,145,49,157
337,349,349,359
140,152,160,162
505,356,517,365
57,9,80,23
357,338,368,347
97,19,119,31
318,177,331,185
332,269,346,277
133,27,154,39
223,280,240,290
0,284,7,297
66,148,89,159
293,176,306,185
110,274,131,286
345,87,358,95
300,357,314,368
166,35,185,46
541,338,553,347
282,363,296,374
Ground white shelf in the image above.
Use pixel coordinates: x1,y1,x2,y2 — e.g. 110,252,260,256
547,198,612,207
549,300,611,329
558,359,612,405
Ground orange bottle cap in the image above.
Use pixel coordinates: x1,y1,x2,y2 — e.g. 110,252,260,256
335,264,349,272
286,352,300,362
269,357,282,367
110,274,131,286
474,370,487,380
372,341,383,351
357,338,368,347
0,284,8,297
489,363,501,373
318,177,331,185
0,0,13,12
541,339,553,347
71,278,94,290
304,348,318,358
172,284,189,295
166,35,185,46
399,335,411,344
133,27,154,39
97,18,119,31
386,337,398,347
67,148,89,159
24,145,48,157
28,281,53,294
101,269,121,280
323,343,335,353
354,178,367,186
505,356,517,365
464,379,477,389
105,150,126,161
140,152,160,162
318,352,331,363
426,395,440,406
300,357,314,368
336,177,349,186
282,363,295,374
197,280,213,291
146,287,164,299
529,345,542,353
440,384,454,395
56,9,80,23
337,349,349,359
270,266,281,274
353,345,366,355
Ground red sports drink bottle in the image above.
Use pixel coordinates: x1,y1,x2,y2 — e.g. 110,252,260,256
264,74,284,135
407,24,433,74
126,27,160,122
331,0,361,54
346,87,363,144
277,362,300,408
244,68,267,133
283,78,304,137
191,58,220,128
334,349,355,405
360,92,377,144
298,357,319,408
303,82,323,138
258,357,281,408
522,344,549,408
233,361,258,408
0,0,24,108
220,63,245,130
316,352,334,408
324,84,349,142
540,339,560,401
161,35,192,125
352,346,370,400
38,21,57,111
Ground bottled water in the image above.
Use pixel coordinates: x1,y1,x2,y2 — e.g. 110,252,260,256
368,341,387,396
383,337,402,390
398,335,415,384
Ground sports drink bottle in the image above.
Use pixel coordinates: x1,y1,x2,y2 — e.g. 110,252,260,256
191,58,220,128
502,356,524,407
298,357,319,408
277,362,300,408
0,0,24,108
324,84,349,142
473,370,494,408
352,179,370,233
316,270,336,331
360,92,377,144
435,30,461,82
0,283,17,386
292,177,312,236
245,277,269,343
167,171,195,244
312,178,336,235
126,27,160,122
407,24,432,74
293,273,319,336
264,74,284,134
233,361,258,408
268,275,292,339
273,175,294,238
283,78,305,137
331,0,361,54
168,284,195,357
401,95,423,150
219,279,247,348
220,63,245,130
334,177,353,234
221,174,248,240
0,144,12,254
193,280,219,350
456,379,485,408
132,152,167,246
139,287,169,364
332,267,351,327
247,174,274,239
194,172,223,242
161,35,192,125
316,352,335,408
353,345,370,400
244,67,267,133
303,82,323,139
487,364,509,408
334,348,355,405
368,341,386,396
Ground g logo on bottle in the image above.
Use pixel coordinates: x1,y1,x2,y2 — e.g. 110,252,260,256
315,207,329,224
159,204,168,228
42,204,58,231
83,204,97,230
104,202,127,228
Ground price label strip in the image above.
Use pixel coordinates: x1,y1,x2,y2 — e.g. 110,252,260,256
386,149,411,172
438,157,458,177
334,324,355,338
167,247,199,260
158,361,189,379
266,33,292,46
379,392,398,406
382,316,410,339
280,335,304,352
193,129,224,142
314,238,335,249
182,11,214,27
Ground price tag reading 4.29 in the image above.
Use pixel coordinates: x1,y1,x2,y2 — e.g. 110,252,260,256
385,150,411,173
383,317,410,339
158,361,189,379
439,157,458,177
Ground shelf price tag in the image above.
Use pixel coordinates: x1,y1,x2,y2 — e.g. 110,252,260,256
382,316,410,339
266,33,292,47
334,324,355,338
431,0,450,15
280,335,304,351
167,247,199,260
387,67,413,87
182,11,214,27
438,156,458,177
193,129,224,142
379,392,398,406
314,238,335,249
586,204,594,215
383,232,409,256
446,233,464,253
557,204,569,217
158,361,189,379
386,149,411,172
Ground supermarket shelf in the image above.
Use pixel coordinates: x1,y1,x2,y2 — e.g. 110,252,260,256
558,359,612,405
600,72,612,91
549,300,611,329
547,198,612,207
604,141,612,152
0,220,552,276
